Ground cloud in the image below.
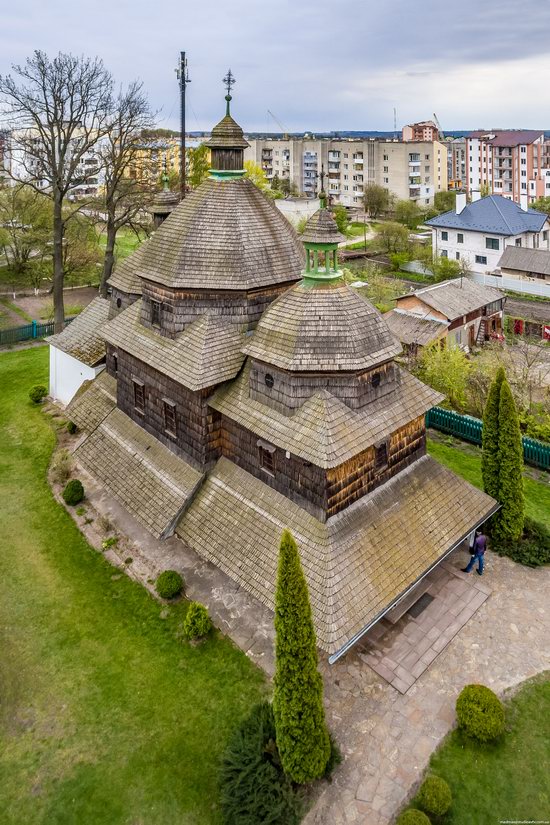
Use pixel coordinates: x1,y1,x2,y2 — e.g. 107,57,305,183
0,0,549,131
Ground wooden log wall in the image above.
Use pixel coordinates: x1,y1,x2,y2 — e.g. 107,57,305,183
113,348,221,468
249,359,399,414
108,288,141,320
139,281,295,337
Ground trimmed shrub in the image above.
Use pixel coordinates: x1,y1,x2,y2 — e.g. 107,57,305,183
62,478,84,506
492,378,524,544
182,602,212,640
155,570,184,599
220,701,304,825
273,530,330,784
51,449,72,484
396,810,431,825
456,684,505,742
495,517,550,568
29,385,47,404
481,367,504,499
67,421,78,434
417,775,452,816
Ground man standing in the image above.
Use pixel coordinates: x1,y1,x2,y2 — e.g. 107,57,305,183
461,530,487,576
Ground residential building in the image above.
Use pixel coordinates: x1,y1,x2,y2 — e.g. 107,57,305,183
245,137,448,207
425,192,550,274
55,93,495,663
402,120,439,142
465,130,550,204
384,279,505,353
448,137,467,190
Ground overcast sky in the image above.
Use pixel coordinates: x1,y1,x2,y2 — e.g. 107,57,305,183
2,0,550,133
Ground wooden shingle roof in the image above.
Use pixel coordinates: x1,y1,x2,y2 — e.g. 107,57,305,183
107,239,147,296
102,300,246,391
66,370,116,433
48,297,109,366
383,309,447,346
398,278,504,322
76,407,204,539
133,177,305,290
210,362,443,468
301,208,345,245
176,455,497,657
242,279,402,372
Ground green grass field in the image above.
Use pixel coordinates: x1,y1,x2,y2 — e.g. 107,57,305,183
98,227,144,260
427,434,550,528
0,346,264,825
410,675,550,825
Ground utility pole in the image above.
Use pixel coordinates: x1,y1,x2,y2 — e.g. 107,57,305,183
175,51,191,198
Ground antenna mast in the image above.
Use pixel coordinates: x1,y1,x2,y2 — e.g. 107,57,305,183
175,51,191,198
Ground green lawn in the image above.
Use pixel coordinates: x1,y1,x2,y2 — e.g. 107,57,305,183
427,434,550,528
98,227,144,260
0,346,264,824
412,675,550,825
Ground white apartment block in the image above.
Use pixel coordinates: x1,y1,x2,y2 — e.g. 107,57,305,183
245,137,448,207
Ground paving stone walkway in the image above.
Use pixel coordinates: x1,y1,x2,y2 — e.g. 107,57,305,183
68,455,550,825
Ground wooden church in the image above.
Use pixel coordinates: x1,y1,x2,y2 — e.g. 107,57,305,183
64,83,497,661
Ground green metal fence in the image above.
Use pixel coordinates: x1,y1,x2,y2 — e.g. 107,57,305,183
0,317,75,347
426,406,550,472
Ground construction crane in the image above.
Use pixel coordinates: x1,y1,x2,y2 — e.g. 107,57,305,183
432,112,444,141
267,109,289,139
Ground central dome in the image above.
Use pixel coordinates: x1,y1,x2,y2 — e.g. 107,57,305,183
134,177,305,290
243,279,402,371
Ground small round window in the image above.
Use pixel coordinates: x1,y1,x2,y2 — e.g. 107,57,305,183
116,297,122,308
265,373,274,389
371,372,381,388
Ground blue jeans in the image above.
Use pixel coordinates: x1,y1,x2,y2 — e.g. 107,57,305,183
465,553,484,573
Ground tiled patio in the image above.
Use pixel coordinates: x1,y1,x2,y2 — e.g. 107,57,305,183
357,555,491,693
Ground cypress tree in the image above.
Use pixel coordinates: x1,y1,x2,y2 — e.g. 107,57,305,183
481,366,505,499
492,377,525,544
272,530,330,784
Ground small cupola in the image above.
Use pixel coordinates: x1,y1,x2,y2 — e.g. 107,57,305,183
204,69,249,179
149,159,180,228
301,180,346,284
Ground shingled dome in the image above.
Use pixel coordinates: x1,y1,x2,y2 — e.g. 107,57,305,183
243,279,402,371
301,207,346,245
204,113,249,150
134,177,305,290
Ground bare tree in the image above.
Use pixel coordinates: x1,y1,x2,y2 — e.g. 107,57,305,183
0,51,113,331
98,81,155,297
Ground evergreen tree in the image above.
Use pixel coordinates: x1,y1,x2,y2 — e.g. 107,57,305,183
272,530,330,784
481,367,505,498
492,378,525,544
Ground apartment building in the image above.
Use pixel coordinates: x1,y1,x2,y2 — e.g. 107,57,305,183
402,120,439,142
245,137,448,207
447,137,467,189
465,130,550,204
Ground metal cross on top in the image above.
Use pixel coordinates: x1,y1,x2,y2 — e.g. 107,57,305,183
223,68,236,115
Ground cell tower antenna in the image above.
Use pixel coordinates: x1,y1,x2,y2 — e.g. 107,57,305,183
175,51,191,198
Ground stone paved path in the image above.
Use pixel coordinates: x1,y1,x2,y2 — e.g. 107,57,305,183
68,456,550,825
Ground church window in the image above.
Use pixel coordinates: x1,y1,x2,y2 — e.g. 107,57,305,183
116,297,122,309
133,379,145,412
112,352,118,374
163,400,177,436
371,372,381,388
375,441,388,470
264,373,274,389
151,300,162,327
258,441,275,475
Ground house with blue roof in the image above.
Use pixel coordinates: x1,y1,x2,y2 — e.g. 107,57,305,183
425,192,550,274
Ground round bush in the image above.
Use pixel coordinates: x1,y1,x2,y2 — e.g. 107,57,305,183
456,684,505,742
62,479,84,506
182,601,212,640
220,701,303,825
396,810,431,825
417,775,452,816
67,421,78,434
29,385,47,404
155,570,184,599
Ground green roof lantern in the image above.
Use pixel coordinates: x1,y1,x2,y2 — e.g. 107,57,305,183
301,176,346,285
205,69,250,180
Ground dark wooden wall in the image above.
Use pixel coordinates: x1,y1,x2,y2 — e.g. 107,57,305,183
112,347,220,468
108,288,141,320
249,359,399,413
139,280,295,336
